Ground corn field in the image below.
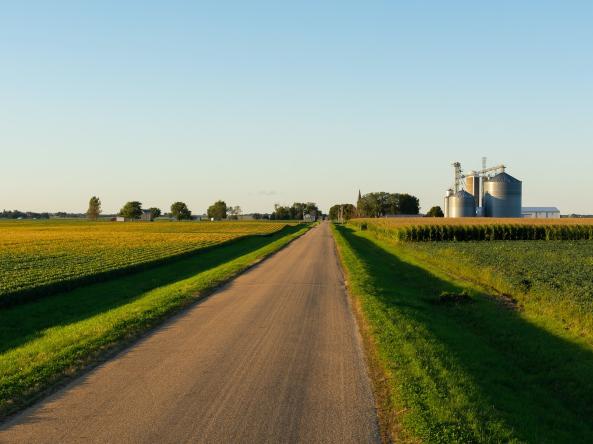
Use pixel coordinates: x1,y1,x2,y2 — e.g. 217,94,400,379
348,218,593,241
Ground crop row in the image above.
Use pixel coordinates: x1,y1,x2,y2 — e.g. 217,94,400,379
348,219,593,241
0,220,288,305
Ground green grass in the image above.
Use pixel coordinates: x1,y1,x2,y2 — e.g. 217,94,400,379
0,224,309,418
331,224,593,443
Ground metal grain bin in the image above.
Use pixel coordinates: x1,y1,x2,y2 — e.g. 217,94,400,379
465,175,480,205
483,172,522,218
448,190,476,218
444,189,453,217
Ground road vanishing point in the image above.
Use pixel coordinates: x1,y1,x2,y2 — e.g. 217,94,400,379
0,222,380,444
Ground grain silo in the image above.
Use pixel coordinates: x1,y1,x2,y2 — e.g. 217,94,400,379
444,189,453,217
465,173,480,205
448,190,476,218
483,172,522,217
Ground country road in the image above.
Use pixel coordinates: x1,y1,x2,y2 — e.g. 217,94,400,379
0,222,380,444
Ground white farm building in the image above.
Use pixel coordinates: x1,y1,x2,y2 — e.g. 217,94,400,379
521,207,561,219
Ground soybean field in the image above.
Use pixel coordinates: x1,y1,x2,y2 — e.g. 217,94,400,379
0,220,288,305
403,240,593,339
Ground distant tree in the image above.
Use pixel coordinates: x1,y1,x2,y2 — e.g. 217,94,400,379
119,201,143,219
207,200,227,220
357,192,420,217
329,204,356,222
341,204,356,221
270,202,320,221
398,193,420,215
272,204,292,220
228,205,242,220
357,193,383,217
148,207,162,219
1,209,50,219
86,196,102,220
303,202,319,220
426,206,444,217
170,202,192,221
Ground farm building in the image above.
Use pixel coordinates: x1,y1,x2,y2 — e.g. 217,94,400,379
521,207,561,219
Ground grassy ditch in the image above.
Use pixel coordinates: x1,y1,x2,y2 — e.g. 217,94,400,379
0,224,309,418
331,224,593,443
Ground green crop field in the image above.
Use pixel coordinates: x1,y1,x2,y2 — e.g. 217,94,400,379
402,240,593,341
0,219,289,305
332,222,593,443
0,222,309,417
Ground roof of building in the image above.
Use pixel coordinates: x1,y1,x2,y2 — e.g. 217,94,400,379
522,207,560,213
453,190,475,199
486,172,522,184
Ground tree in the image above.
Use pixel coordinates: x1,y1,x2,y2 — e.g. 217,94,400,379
148,207,162,219
271,202,319,220
86,196,102,220
271,204,291,220
398,193,420,215
357,193,383,217
304,202,319,220
207,200,227,220
329,204,356,222
426,206,444,217
357,192,420,217
119,201,143,219
170,202,191,221
228,205,242,220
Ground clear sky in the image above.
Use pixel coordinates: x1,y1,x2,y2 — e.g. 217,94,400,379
1,1,592,214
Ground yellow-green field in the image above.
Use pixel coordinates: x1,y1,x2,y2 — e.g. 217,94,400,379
0,220,289,304
0,222,309,417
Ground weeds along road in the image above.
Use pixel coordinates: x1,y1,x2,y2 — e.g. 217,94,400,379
0,222,380,444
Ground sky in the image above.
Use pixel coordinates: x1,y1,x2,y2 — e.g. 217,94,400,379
1,1,592,214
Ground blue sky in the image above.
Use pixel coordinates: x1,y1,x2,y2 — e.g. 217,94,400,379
1,1,592,214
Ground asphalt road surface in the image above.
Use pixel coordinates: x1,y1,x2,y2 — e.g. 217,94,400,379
0,222,380,444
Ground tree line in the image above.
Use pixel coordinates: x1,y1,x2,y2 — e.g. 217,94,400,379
329,192,446,222
357,192,420,218
86,197,242,221
0,210,52,219
85,197,320,221
269,202,319,220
